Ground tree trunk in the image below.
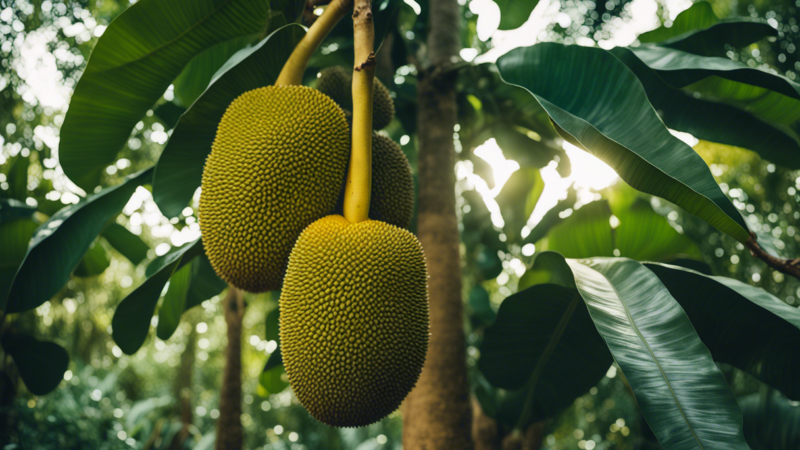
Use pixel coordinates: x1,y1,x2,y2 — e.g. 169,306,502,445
501,422,546,450
472,399,501,450
170,320,197,450
215,286,245,450
402,0,472,447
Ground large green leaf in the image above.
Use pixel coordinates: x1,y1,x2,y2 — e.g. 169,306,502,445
73,240,111,277
493,124,565,170
739,391,800,450
658,20,777,57
612,47,800,168
102,223,149,265
269,0,305,24
172,35,255,107
155,263,193,341
493,0,540,30
646,263,800,400
494,167,543,243
538,201,615,258
638,1,775,57
541,189,699,262
156,256,226,340
151,24,305,218
3,168,153,313
638,1,719,44
629,46,800,127
112,239,203,354
59,0,271,191
497,43,750,242
0,218,38,301
1,333,69,395
615,198,701,260
478,284,612,425
0,198,36,222
521,186,577,246
568,258,749,450
263,301,283,372
6,155,29,200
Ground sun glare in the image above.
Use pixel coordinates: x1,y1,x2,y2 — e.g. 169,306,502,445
466,138,620,233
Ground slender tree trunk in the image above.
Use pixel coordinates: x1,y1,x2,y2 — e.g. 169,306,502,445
402,0,472,447
473,400,501,450
501,422,546,450
215,286,245,450
170,321,197,450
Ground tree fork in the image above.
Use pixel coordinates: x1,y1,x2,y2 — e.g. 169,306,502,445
402,0,473,447
215,286,245,450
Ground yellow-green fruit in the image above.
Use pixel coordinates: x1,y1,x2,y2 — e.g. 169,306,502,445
334,133,414,228
316,66,395,130
280,215,429,427
199,86,350,293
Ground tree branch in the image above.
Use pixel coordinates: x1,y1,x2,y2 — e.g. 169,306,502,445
746,232,800,279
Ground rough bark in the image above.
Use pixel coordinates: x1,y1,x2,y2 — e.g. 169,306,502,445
402,0,472,447
215,287,245,450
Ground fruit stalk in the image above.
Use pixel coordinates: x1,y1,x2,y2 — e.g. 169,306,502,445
343,0,375,223
275,0,351,86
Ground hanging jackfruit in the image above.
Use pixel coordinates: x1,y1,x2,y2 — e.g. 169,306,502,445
316,66,395,130
199,86,350,292
333,133,414,229
280,215,429,427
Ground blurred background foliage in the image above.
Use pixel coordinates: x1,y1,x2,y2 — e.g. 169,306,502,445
1,0,799,448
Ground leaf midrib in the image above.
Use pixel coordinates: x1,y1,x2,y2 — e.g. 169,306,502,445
598,266,705,450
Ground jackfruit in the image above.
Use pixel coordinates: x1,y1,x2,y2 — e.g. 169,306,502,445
333,133,414,228
280,215,429,427
199,86,350,293
316,66,395,130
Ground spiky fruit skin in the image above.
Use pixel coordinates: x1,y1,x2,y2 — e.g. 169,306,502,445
280,215,429,427
334,133,414,228
316,66,395,130
199,86,350,293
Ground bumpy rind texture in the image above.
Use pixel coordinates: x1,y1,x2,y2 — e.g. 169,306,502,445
334,133,414,229
316,66,395,130
199,86,350,293
280,215,429,427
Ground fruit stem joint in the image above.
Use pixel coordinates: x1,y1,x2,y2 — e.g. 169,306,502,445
344,0,375,224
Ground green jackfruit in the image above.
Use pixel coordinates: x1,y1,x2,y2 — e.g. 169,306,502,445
316,66,395,130
333,133,414,229
199,86,350,293
280,215,429,427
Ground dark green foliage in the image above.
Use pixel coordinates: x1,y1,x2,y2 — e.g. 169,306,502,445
1,333,68,395
3,168,153,313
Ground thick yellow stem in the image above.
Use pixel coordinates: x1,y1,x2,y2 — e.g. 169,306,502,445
275,0,350,86
343,0,375,223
